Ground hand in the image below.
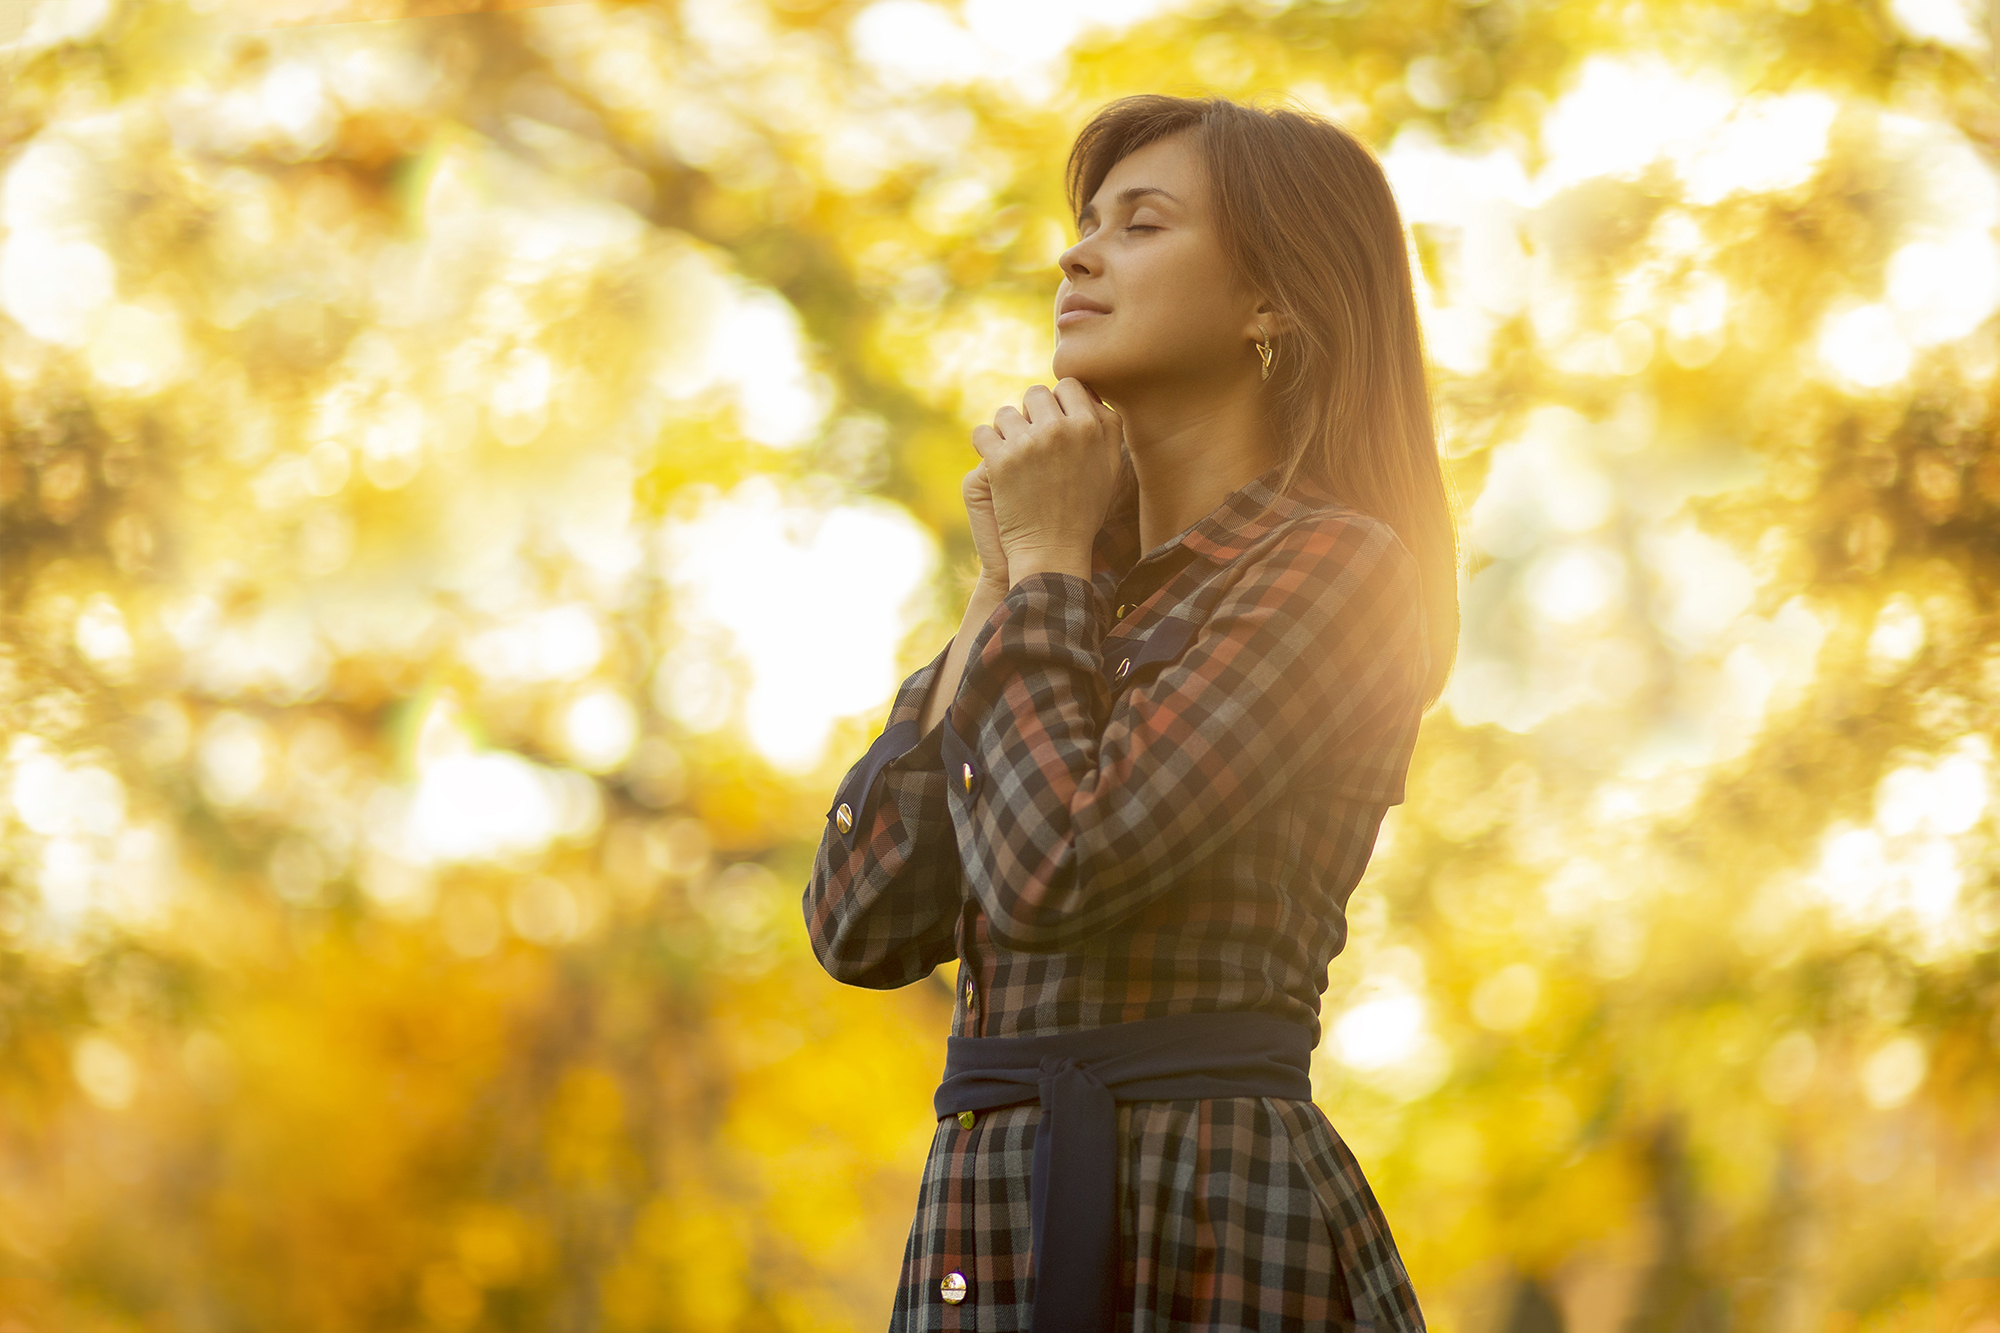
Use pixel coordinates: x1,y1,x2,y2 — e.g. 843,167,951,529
970,379,1124,581
962,460,1010,596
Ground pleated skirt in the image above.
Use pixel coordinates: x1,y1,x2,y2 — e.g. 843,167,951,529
888,1097,1426,1332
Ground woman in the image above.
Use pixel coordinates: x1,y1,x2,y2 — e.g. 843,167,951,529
804,94,1456,1332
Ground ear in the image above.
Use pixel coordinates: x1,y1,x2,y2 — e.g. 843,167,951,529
1243,297,1293,343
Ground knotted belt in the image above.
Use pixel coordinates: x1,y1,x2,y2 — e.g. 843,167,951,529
934,1009,1374,1332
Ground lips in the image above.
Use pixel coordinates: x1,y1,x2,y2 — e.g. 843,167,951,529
1056,293,1110,328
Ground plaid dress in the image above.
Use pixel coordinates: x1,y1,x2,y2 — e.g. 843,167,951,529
804,453,1430,1331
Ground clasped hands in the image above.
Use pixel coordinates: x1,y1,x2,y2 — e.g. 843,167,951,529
963,378,1125,597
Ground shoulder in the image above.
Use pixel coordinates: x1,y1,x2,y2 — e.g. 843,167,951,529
1208,502,1429,696
1223,501,1420,602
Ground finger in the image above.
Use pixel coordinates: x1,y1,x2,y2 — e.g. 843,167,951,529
1099,402,1125,452
1065,378,1124,455
1021,383,1062,424
1053,378,1101,423
970,424,1001,458
993,404,1029,440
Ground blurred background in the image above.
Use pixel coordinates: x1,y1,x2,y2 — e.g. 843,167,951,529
1,0,1997,1328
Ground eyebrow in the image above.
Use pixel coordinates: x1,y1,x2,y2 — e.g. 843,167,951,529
1077,186,1183,227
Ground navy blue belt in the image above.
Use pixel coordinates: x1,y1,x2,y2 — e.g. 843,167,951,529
934,1009,1366,1332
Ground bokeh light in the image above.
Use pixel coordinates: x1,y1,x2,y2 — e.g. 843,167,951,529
2,1,1997,1330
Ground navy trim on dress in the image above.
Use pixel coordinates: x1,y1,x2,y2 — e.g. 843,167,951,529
825,718,920,849
933,1010,1371,1333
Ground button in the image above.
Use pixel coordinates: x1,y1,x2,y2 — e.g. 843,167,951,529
834,803,853,833
1116,603,1132,618
1114,658,1132,679
961,762,975,793
964,976,976,1007
941,1272,968,1305
957,1110,976,1129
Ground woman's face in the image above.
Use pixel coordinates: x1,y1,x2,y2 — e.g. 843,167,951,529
1051,132,1262,398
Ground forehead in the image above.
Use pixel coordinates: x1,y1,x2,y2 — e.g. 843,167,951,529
1088,132,1205,212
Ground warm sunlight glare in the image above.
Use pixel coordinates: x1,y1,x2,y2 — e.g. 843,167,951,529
660,480,939,772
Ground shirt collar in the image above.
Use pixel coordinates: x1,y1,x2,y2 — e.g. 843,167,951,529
1091,450,1340,580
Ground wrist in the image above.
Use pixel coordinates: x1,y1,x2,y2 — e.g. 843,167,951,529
972,571,1012,602
1006,547,1092,586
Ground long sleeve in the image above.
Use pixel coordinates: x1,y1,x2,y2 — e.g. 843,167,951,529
941,512,1427,954
803,638,969,988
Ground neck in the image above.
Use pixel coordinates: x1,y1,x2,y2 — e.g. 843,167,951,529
1109,372,1280,555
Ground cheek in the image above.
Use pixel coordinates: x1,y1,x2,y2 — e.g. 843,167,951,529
1123,253,1241,352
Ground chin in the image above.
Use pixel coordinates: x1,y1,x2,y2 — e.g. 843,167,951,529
1051,339,1123,389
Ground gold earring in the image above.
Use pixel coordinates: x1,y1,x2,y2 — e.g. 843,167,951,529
1256,325,1274,382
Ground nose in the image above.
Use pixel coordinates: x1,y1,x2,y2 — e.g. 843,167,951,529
1059,233,1095,279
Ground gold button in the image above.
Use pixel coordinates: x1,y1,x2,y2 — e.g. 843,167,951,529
1114,658,1132,679
1116,603,1132,618
961,762,974,792
834,803,853,833
957,1110,976,1129
941,1271,968,1305
964,977,975,1007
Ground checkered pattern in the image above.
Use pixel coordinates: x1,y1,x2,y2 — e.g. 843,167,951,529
891,1098,1425,1331
804,455,1431,1329
804,643,965,990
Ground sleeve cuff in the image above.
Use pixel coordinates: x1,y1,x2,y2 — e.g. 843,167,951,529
825,639,955,848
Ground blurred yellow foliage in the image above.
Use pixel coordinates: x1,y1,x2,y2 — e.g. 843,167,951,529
1,0,1998,1330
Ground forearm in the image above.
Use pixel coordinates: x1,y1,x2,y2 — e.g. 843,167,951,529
806,772,961,987
807,638,966,987
943,520,1421,953
918,579,1011,735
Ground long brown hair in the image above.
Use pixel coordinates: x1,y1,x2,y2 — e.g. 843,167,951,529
1067,94,1460,706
